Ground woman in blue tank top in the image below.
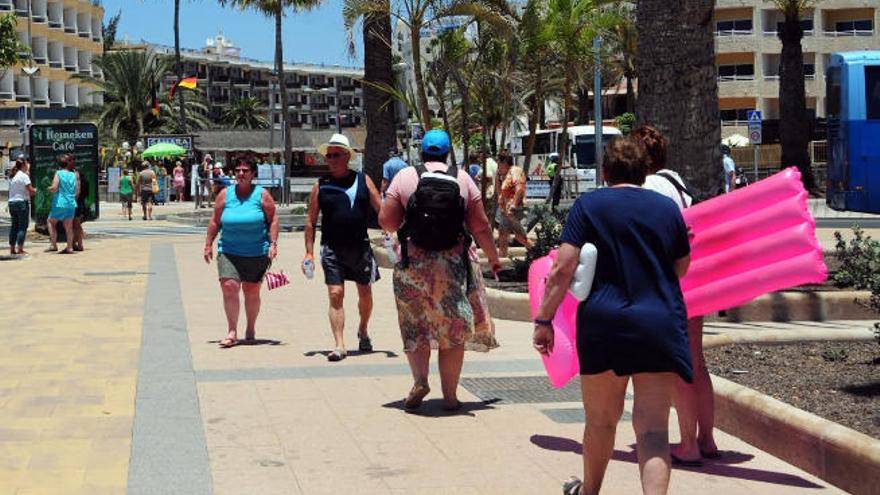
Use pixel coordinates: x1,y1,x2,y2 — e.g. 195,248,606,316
47,154,80,253
203,159,280,348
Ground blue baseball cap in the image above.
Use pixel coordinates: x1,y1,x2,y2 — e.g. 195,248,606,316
421,129,450,155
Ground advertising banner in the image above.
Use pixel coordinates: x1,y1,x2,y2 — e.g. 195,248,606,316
29,123,100,224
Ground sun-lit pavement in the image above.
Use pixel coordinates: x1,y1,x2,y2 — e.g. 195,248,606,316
0,203,865,494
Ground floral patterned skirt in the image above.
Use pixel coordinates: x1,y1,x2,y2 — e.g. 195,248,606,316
392,243,498,352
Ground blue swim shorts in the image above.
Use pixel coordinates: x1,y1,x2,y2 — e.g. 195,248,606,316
48,206,76,220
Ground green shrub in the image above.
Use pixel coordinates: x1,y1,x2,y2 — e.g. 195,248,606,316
615,113,636,135
512,205,568,279
833,226,880,346
833,226,880,290
821,347,849,362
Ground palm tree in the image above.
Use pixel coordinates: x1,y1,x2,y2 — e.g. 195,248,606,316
606,2,636,113
516,0,553,172
343,0,513,129
773,0,819,192
220,0,322,177
158,90,213,133
222,96,271,129
635,0,720,197
344,0,397,185
74,50,171,145
544,0,612,202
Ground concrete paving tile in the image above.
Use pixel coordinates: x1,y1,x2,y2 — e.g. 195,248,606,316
210,445,302,495
25,440,92,470
14,468,85,491
82,465,128,489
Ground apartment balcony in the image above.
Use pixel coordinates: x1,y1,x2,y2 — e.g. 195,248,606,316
90,17,101,41
49,79,64,106
0,71,14,101
13,0,26,16
234,78,251,87
15,76,30,102
33,77,49,105
311,102,329,110
63,7,76,33
64,84,78,107
253,80,269,88
47,1,62,28
77,12,91,38
32,0,47,22
0,0,13,11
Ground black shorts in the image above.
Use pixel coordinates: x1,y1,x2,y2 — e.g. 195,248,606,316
320,243,380,286
140,191,155,205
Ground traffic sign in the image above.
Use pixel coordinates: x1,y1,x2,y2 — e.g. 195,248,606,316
748,125,762,145
747,110,762,123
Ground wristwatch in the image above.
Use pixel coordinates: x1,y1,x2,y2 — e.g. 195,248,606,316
534,318,553,326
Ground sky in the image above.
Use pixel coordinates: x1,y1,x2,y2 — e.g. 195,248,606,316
101,0,363,68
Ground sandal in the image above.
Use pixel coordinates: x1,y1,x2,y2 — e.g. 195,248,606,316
442,399,463,411
563,477,583,495
670,453,703,467
45,246,58,252
219,333,238,348
59,248,74,254
404,382,430,410
358,335,373,352
327,349,347,362
245,331,255,341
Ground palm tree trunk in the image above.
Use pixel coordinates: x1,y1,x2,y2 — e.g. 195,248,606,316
524,68,543,172
547,75,571,205
636,0,720,198
410,24,432,129
625,74,634,113
779,5,816,191
275,5,292,177
456,74,471,167
577,86,590,125
362,7,396,187
174,0,185,129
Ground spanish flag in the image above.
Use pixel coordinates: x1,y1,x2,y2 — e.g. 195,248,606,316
169,76,198,98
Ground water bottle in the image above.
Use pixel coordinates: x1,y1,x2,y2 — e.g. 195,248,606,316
384,233,398,265
302,258,314,280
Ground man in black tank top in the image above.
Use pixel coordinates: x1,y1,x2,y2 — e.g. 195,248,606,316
304,134,383,362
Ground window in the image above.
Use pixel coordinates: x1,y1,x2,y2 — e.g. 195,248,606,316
834,19,874,33
804,63,816,79
720,108,756,122
826,65,840,117
866,66,880,120
775,19,814,33
716,19,753,34
718,64,754,80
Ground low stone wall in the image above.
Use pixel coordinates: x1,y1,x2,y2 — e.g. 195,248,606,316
372,242,876,322
713,376,880,495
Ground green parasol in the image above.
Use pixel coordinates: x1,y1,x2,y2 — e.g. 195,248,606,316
141,142,187,158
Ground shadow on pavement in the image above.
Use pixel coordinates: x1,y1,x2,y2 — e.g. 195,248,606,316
529,435,824,489
206,338,284,346
303,349,400,359
382,397,501,417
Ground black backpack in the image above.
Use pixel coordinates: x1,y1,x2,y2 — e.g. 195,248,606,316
399,163,469,266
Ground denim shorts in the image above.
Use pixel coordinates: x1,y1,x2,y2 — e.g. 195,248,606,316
48,206,76,220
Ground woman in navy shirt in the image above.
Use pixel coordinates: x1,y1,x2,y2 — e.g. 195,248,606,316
533,136,692,495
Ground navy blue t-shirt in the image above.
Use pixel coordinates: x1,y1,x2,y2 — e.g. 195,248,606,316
560,186,693,381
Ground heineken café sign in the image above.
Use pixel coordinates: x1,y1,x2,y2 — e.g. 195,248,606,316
29,123,100,226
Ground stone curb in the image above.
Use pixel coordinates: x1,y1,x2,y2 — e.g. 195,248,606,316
713,375,880,495
372,242,876,322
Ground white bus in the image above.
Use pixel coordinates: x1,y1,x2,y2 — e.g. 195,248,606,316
511,125,622,198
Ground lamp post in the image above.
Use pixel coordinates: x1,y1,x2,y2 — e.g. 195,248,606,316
23,0,36,150
593,35,603,188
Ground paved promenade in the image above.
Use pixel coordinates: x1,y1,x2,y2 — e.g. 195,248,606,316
1,213,872,494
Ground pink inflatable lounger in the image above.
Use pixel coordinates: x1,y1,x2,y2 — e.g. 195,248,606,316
528,167,827,387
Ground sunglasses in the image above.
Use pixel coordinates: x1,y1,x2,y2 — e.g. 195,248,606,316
234,168,252,174
325,152,345,159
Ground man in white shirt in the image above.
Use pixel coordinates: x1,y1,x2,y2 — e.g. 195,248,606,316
722,145,736,193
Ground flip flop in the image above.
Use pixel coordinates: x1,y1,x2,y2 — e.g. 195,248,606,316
442,400,463,412
404,383,430,410
358,335,373,352
45,246,58,252
327,349,347,362
59,248,74,254
700,449,722,459
562,477,583,495
219,337,238,348
670,453,703,467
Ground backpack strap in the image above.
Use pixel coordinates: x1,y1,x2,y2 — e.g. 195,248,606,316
656,172,694,207
414,163,428,178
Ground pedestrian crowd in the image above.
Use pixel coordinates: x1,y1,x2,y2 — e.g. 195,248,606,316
5,126,739,494
197,128,741,495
